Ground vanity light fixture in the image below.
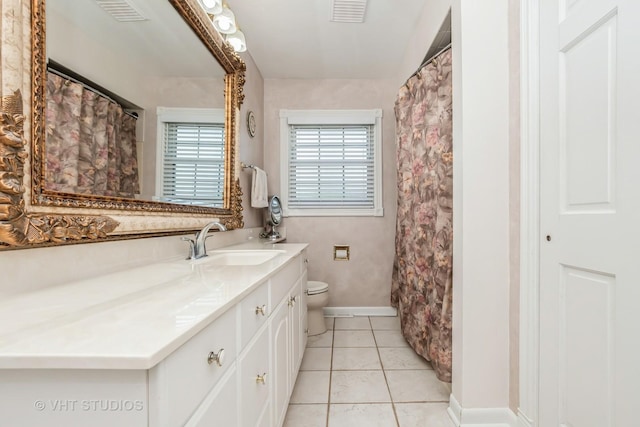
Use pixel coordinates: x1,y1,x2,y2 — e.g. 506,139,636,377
198,0,246,52
212,5,237,34
200,0,222,15
226,29,246,52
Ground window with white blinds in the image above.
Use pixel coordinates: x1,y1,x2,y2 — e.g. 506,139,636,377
157,108,225,207
280,109,383,217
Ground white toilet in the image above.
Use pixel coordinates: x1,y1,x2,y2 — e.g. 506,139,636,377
306,281,330,336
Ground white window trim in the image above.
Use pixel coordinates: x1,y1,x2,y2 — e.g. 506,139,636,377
279,109,383,217
155,107,225,200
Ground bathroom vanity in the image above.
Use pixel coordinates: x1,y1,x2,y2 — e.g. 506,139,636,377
0,242,308,427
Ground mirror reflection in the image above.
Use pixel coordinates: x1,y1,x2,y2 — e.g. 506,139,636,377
45,0,227,207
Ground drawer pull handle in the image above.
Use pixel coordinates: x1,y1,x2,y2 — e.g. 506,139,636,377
255,304,267,316
255,373,268,385
207,348,225,367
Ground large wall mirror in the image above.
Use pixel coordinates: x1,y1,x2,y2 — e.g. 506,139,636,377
0,0,245,250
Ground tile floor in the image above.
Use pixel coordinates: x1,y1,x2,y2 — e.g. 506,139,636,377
284,316,453,427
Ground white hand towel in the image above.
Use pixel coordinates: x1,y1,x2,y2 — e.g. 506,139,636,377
251,167,269,208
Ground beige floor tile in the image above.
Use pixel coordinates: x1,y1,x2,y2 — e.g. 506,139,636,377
334,317,372,330
370,316,401,330
301,347,332,371
325,317,335,330
333,330,376,348
385,370,450,402
307,330,333,348
284,404,328,427
373,330,410,347
332,347,381,370
328,404,397,427
379,347,433,370
291,371,330,404
330,370,390,403
395,402,452,427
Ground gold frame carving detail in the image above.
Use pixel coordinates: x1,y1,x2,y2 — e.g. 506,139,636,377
0,90,119,248
1,0,247,250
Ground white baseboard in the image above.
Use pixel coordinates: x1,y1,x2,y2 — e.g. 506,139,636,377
323,306,398,317
516,410,534,427
448,394,518,427
448,393,463,426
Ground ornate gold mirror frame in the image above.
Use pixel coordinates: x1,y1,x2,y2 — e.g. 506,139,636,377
0,0,246,250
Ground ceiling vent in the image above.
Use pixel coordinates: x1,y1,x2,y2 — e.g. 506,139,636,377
95,0,148,22
330,0,368,23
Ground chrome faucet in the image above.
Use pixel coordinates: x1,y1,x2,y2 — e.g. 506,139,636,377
182,221,227,260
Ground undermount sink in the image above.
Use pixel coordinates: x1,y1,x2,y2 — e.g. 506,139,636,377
197,250,286,266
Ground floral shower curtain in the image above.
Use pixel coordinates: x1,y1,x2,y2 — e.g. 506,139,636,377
45,72,140,198
391,48,453,382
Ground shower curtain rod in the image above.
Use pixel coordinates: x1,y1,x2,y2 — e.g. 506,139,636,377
47,67,139,119
403,43,452,88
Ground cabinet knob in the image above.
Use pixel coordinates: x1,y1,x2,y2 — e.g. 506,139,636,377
255,304,267,316
255,373,268,385
207,348,225,367
304,258,309,264
288,296,297,307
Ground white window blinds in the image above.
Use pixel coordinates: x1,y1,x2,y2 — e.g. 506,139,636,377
162,122,225,207
288,124,375,209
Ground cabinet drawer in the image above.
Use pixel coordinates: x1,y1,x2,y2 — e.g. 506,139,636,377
239,281,270,348
149,307,237,427
238,324,271,427
270,254,301,307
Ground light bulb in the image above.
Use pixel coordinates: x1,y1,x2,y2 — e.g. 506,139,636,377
200,0,222,14
226,29,246,52
212,6,237,34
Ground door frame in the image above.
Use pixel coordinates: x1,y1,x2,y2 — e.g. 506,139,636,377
519,0,540,426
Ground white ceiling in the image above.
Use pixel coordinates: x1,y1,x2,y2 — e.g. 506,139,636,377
48,0,224,79
226,0,429,79
48,0,429,81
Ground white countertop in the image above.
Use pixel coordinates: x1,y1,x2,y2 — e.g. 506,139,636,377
0,241,307,370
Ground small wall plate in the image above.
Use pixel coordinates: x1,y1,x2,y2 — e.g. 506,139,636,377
247,110,256,137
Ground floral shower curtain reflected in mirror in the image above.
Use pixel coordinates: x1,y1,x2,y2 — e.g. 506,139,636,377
45,72,140,198
391,48,453,382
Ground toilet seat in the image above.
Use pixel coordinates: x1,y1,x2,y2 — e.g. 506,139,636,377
307,280,329,296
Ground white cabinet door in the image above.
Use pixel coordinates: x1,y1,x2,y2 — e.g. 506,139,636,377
300,270,308,351
270,298,290,427
289,277,304,382
238,324,271,427
185,365,237,427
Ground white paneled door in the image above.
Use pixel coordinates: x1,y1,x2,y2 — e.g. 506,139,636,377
539,0,640,426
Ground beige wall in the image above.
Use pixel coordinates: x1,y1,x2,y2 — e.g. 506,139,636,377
508,0,521,413
263,79,397,307
237,51,265,229
451,0,511,409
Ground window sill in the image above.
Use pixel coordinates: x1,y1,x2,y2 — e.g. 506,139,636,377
283,208,383,217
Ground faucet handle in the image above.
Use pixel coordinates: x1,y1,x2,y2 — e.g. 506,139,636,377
181,237,196,260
